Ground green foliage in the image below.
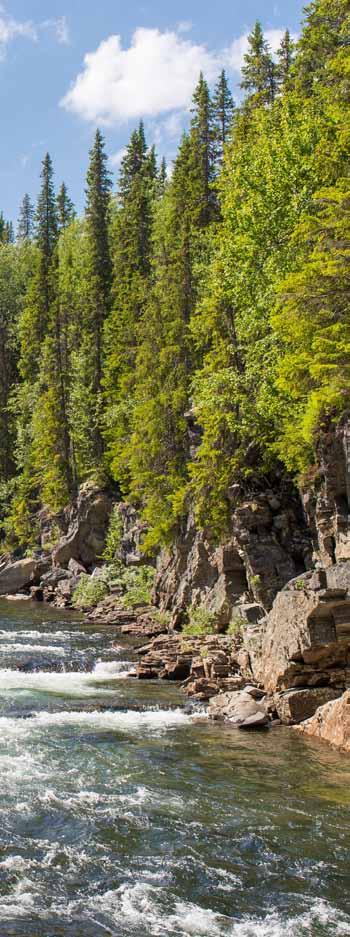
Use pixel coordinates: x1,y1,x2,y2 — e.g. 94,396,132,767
227,616,246,636
1,0,350,560
183,605,217,636
118,565,154,609
102,505,123,563
72,574,109,610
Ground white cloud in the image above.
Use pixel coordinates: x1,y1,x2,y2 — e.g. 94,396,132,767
61,28,220,124
41,16,70,45
226,28,298,73
0,10,36,53
0,7,70,57
61,24,297,127
109,146,127,168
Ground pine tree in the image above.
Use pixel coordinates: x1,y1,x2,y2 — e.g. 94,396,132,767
241,22,276,106
84,129,112,461
18,154,58,382
57,182,75,231
296,0,350,94
189,73,217,226
212,70,235,163
103,123,157,484
276,30,295,89
17,194,35,241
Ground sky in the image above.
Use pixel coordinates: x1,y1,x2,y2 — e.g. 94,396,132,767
0,0,306,226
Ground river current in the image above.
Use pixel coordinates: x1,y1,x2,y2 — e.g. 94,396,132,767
0,599,349,936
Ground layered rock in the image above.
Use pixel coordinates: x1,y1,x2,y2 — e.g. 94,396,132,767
303,415,350,568
246,564,350,696
295,690,350,752
154,490,311,628
136,633,247,699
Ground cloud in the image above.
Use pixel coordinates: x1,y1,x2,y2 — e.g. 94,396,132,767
0,7,70,58
0,10,36,54
41,16,70,45
61,24,297,127
61,28,220,124
109,147,127,168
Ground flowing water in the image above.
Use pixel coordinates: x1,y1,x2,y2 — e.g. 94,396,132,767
0,600,350,936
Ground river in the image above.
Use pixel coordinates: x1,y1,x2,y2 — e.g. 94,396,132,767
0,599,349,936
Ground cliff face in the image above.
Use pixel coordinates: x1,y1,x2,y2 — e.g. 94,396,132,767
154,416,350,630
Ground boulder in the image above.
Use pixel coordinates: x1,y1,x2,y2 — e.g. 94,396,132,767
208,689,269,728
295,690,350,752
274,687,341,725
0,557,49,596
52,482,114,570
245,562,350,696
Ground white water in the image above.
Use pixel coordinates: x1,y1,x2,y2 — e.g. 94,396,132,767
0,601,350,937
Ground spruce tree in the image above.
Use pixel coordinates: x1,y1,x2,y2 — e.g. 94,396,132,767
212,70,235,164
276,30,295,89
19,153,58,381
57,182,75,231
103,123,157,484
84,129,112,461
17,194,35,241
241,22,276,106
189,73,217,226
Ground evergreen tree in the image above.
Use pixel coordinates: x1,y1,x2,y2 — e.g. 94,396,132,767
276,30,295,89
84,129,112,461
103,123,157,484
57,182,75,231
296,0,350,94
17,194,35,241
189,73,217,226
212,70,235,163
241,22,276,106
19,153,58,381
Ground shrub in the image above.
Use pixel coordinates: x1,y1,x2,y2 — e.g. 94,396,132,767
227,615,246,636
102,506,123,565
183,605,217,636
72,574,109,610
119,565,155,609
151,609,172,629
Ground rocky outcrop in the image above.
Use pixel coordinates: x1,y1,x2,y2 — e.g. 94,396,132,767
117,503,148,566
136,633,247,699
52,482,114,570
155,490,311,628
273,687,341,725
0,556,49,596
303,415,350,568
245,564,350,699
295,690,350,752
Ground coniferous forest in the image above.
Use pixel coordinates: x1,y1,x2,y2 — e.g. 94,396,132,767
0,0,349,555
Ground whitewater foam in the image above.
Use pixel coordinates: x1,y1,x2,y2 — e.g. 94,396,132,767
0,661,136,698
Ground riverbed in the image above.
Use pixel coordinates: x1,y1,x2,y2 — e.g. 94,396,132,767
0,599,349,936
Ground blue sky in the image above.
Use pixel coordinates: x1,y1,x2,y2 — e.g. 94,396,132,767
0,0,305,226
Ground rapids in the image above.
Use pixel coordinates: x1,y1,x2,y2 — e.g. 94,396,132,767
0,599,349,936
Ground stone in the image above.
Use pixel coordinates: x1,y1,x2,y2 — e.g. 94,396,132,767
52,482,114,570
245,564,350,695
208,690,269,728
274,687,341,725
295,690,350,752
0,557,49,596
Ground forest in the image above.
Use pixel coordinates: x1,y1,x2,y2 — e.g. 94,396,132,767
0,0,349,555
